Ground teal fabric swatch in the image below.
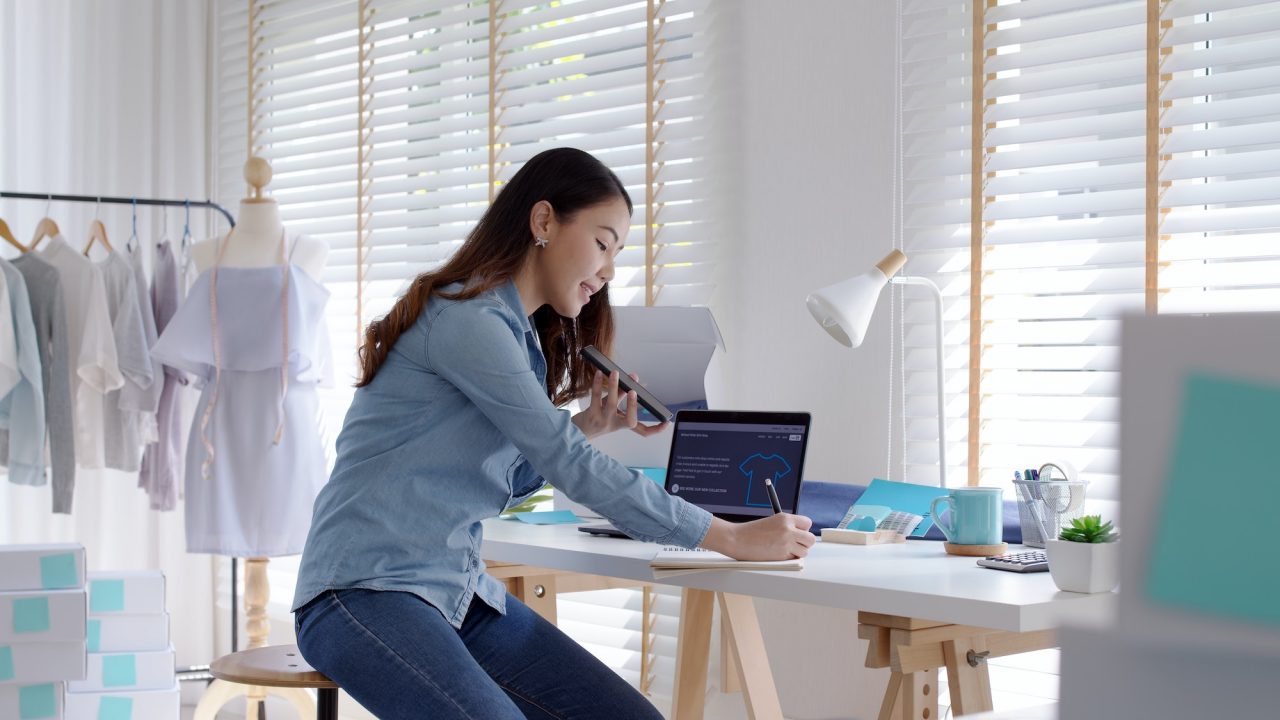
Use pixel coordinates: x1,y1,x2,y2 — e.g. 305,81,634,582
98,696,133,720
39,553,78,590
0,645,13,681
18,683,57,719
12,597,50,634
87,619,102,652
1148,373,1280,627
101,654,137,688
512,510,581,525
90,579,126,613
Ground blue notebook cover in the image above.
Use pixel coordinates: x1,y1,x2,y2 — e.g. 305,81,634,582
854,478,949,537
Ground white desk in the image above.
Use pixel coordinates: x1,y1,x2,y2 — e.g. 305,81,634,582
482,520,1114,719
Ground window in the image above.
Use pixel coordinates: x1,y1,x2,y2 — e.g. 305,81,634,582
212,0,712,702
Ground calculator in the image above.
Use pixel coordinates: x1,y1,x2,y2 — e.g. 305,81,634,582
976,550,1049,573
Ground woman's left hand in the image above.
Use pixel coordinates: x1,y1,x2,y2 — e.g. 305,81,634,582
571,370,668,441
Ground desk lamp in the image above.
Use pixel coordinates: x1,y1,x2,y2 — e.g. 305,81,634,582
805,249,949,487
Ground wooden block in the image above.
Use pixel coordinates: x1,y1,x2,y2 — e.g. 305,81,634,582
821,528,906,545
898,624,996,647
943,636,993,715
863,625,891,669
512,574,558,625
858,612,949,631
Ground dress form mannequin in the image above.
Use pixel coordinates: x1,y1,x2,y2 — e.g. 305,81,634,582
190,157,328,279
192,157,320,720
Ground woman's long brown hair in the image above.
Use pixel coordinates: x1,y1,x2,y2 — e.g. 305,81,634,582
356,148,632,407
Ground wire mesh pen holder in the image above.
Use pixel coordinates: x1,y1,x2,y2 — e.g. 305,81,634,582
1014,473,1088,548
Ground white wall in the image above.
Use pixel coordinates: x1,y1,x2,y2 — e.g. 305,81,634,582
712,0,899,489
707,3,901,718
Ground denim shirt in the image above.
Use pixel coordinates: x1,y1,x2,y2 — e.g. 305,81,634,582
292,279,712,627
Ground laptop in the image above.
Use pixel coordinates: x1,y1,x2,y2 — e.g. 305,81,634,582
579,410,812,537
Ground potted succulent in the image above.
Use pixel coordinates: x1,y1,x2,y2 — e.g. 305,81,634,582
1045,515,1120,593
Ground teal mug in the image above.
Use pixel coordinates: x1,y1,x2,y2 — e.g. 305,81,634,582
929,487,1003,545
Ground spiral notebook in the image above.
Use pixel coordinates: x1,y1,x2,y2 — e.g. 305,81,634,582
649,547,804,578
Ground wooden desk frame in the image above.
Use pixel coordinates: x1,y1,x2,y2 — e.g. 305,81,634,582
487,562,1056,719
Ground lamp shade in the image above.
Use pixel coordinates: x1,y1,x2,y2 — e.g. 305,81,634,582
805,250,907,348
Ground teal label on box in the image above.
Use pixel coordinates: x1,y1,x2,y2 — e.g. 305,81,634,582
12,597,50,634
39,553,78,590
98,696,133,720
90,579,126,613
102,654,137,688
18,683,57,719
0,645,13,681
87,619,102,652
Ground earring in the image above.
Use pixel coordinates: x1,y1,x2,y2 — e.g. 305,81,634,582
535,236,548,248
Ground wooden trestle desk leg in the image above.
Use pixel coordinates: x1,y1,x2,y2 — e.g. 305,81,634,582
671,588,783,720
193,558,316,720
858,612,1056,718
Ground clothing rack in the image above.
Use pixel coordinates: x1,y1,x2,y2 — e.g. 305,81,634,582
0,191,235,229
1,189,241,684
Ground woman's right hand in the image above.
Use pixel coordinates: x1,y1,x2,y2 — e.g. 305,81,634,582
699,514,816,561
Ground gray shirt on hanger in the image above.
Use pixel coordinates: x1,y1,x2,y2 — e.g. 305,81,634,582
97,250,154,473
6,253,75,513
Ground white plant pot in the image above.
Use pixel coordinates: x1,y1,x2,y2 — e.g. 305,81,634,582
1045,539,1120,594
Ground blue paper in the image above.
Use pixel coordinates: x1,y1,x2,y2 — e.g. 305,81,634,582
854,479,950,536
90,579,126,613
1148,373,1280,627
102,654,137,688
512,510,581,525
98,696,133,720
635,467,667,487
19,684,57,719
39,553,78,590
0,645,13,681
12,597,50,634
87,619,102,652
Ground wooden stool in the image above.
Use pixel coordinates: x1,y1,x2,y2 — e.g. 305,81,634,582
208,644,339,720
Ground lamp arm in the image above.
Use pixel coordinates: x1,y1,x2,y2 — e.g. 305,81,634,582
888,275,947,487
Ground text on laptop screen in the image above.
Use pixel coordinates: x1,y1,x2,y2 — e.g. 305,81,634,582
666,421,807,517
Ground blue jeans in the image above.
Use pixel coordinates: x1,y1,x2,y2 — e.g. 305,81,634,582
295,589,665,720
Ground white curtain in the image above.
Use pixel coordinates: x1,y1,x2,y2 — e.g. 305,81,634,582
0,0,217,692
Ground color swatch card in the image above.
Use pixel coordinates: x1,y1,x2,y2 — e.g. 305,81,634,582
1147,373,1280,628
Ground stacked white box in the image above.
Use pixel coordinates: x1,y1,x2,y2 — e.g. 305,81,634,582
0,544,88,720
65,571,176,720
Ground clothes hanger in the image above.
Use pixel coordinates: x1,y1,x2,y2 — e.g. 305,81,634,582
83,197,113,256
126,198,138,254
29,195,61,251
0,217,26,252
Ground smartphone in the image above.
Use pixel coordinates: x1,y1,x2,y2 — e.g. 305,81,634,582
579,345,674,422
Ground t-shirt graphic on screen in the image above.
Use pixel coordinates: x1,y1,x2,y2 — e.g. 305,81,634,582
738,453,792,508
665,418,808,518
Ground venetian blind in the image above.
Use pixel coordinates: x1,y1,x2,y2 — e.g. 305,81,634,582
213,0,715,698
1156,0,1280,316
971,0,1151,500
900,0,972,487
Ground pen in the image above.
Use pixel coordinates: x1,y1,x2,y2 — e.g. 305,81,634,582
764,477,783,514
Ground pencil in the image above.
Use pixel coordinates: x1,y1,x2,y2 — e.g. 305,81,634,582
764,478,783,514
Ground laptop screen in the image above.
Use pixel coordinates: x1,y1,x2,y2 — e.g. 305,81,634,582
664,410,811,522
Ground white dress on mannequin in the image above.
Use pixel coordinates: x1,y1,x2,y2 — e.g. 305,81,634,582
151,204,331,556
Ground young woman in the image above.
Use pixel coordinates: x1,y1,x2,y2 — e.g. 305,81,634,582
292,148,815,719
